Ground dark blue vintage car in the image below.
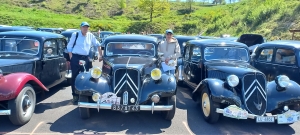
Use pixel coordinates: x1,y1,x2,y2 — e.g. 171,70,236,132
177,39,300,124
75,35,177,120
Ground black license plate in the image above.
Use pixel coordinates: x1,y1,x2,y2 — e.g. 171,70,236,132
111,104,140,112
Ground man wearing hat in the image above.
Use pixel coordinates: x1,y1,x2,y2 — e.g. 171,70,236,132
67,21,102,103
158,29,181,74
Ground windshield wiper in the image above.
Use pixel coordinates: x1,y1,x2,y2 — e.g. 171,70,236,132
138,54,151,57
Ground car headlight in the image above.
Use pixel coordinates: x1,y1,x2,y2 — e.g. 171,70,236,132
182,42,186,47
227,75,239,87
151,68,162,80
92,92,101,102
276,75,290,88
90,67,102,79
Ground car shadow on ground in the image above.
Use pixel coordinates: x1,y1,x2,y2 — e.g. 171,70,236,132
49,108,172,134
176,85,296,135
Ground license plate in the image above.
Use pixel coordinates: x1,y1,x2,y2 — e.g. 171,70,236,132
111,104,140,112
256,116,275,123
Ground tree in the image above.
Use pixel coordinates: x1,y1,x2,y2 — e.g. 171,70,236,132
116,0,126,9
138,0,170,22
186,0,194,13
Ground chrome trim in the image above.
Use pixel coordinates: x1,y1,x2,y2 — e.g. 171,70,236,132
242,73,267,115
78,102,173,111
178,65,183,81
123,91,128,105
0,110,11,115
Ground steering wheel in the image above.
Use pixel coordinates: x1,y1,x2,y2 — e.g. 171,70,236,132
21,49,36,54
137,51,152,56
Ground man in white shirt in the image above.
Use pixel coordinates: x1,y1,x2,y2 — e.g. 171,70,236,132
67,22,103,102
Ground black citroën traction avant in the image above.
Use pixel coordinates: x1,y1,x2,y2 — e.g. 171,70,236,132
75,35,177,120
176,39,300,124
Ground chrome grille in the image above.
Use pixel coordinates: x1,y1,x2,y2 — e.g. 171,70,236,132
242,73,267,115
208,70,228,80
113,68,139,105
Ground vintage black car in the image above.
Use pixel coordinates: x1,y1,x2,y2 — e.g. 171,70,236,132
37,28,63,34
0,31,68,125
174,35,199,54
237,34,266,54
75,35,177,120
99,31,114,41
148,34,165,42
177,39,300,124
0,27,35,33
252,40,300,83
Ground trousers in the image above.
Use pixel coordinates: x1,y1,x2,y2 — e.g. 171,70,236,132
70,54,90,96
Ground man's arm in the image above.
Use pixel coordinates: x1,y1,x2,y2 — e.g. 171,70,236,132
169,41,181,60
67,32,76,59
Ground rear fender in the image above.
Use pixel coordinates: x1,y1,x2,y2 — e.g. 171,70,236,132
192,78,242,107
74,72,111,96
266,80,300,112
0,73,48,101
138,74,177,104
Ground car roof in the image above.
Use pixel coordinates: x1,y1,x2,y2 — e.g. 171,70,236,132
38,28,61,30
103,34,158,44
0,31,65,39
174,35,198,39
0,27,35,31
148,34,163,36
61,30,79,34
188,39,248,47
259,40,300,49
100,31,114,33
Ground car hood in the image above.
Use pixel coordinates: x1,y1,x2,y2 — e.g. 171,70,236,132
105,56,157,70
205,61,261,78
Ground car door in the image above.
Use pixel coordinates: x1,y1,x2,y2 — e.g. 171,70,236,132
183,45,191,83
40,39,62,87
272,47,298,82
252,47,274,81
57,39,68,75
190,45,202,85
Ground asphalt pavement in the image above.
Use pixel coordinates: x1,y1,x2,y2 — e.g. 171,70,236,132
0,61,300,135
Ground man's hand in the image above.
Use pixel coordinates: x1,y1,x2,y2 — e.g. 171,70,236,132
98,56,103,62
165,58,170,64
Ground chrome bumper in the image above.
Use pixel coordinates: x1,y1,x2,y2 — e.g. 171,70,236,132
65,70,72,78
0,110,11,115
78,102,173,112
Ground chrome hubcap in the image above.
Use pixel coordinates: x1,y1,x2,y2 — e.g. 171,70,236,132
202,93,210,117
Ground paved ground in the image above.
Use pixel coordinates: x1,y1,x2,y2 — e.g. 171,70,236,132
1,61,300,135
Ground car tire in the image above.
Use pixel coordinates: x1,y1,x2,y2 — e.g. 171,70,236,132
200,87,220,124
8,84,36,125
161,95,176,121
79,95,90,119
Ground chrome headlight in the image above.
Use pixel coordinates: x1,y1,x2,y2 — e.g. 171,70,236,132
276,75,290,88
92,92,102,102
90,67,102,79
151,68,162,80
227,75,239,87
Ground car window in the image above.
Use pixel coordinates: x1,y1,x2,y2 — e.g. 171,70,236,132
0,39,40,55
275,49,296,64
44,40,58,57
191,46,201,61
57,39,66,56
204,47,249,61
106,42,155,56
258,48,273,62
184,46,190,60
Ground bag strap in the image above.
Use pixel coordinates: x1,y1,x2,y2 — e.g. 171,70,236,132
72,32,79,48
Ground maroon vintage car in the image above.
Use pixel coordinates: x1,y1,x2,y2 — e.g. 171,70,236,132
0,31,68,125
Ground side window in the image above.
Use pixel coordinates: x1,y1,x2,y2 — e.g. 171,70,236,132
57,39,66,56
258,48,273,62
44,40,58,57
275,48,296,64
184,46,190,60
191,46,201,61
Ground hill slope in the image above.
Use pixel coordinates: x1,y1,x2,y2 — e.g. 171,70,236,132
1,0,300,40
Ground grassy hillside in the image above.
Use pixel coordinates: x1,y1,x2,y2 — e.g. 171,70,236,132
1,0,300,40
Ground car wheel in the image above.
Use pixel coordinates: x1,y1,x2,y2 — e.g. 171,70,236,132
200,87,220,124
79,95,90,119
8,84,36,125
161,95,176,121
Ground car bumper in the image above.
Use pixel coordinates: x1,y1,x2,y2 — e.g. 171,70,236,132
78,102,173,112
0,110,11,115
216,105,300,124
65,70,72,78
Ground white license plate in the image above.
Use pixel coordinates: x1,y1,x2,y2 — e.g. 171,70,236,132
256,116,275,123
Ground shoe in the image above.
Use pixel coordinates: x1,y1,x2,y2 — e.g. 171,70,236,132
72,96,79,103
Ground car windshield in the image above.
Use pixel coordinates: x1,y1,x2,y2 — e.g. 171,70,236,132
204,47,249,61
106,42,155,56
0,39,40,55
100,33,113,38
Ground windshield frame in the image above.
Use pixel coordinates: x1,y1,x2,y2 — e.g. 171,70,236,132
0,38,41,56
105,42,156,57
203,46,249,62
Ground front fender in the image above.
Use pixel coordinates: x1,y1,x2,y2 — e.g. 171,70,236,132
192,78,242,107
0,73,48,101
138,74,176,104
266,80,300,112
74,72,112,96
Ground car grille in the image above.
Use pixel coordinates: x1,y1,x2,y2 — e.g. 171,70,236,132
113,68,139,105
242,73,266,115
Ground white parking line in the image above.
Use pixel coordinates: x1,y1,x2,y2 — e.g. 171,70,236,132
182,121,194,135
30,121,44,135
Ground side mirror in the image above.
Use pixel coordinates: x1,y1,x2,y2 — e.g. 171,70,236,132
79,60,86,66
158,52,164,57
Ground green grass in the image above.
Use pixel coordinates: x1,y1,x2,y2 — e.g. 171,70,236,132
1,0,300,40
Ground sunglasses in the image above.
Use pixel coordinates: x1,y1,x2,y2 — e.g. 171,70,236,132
166,33,172,35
